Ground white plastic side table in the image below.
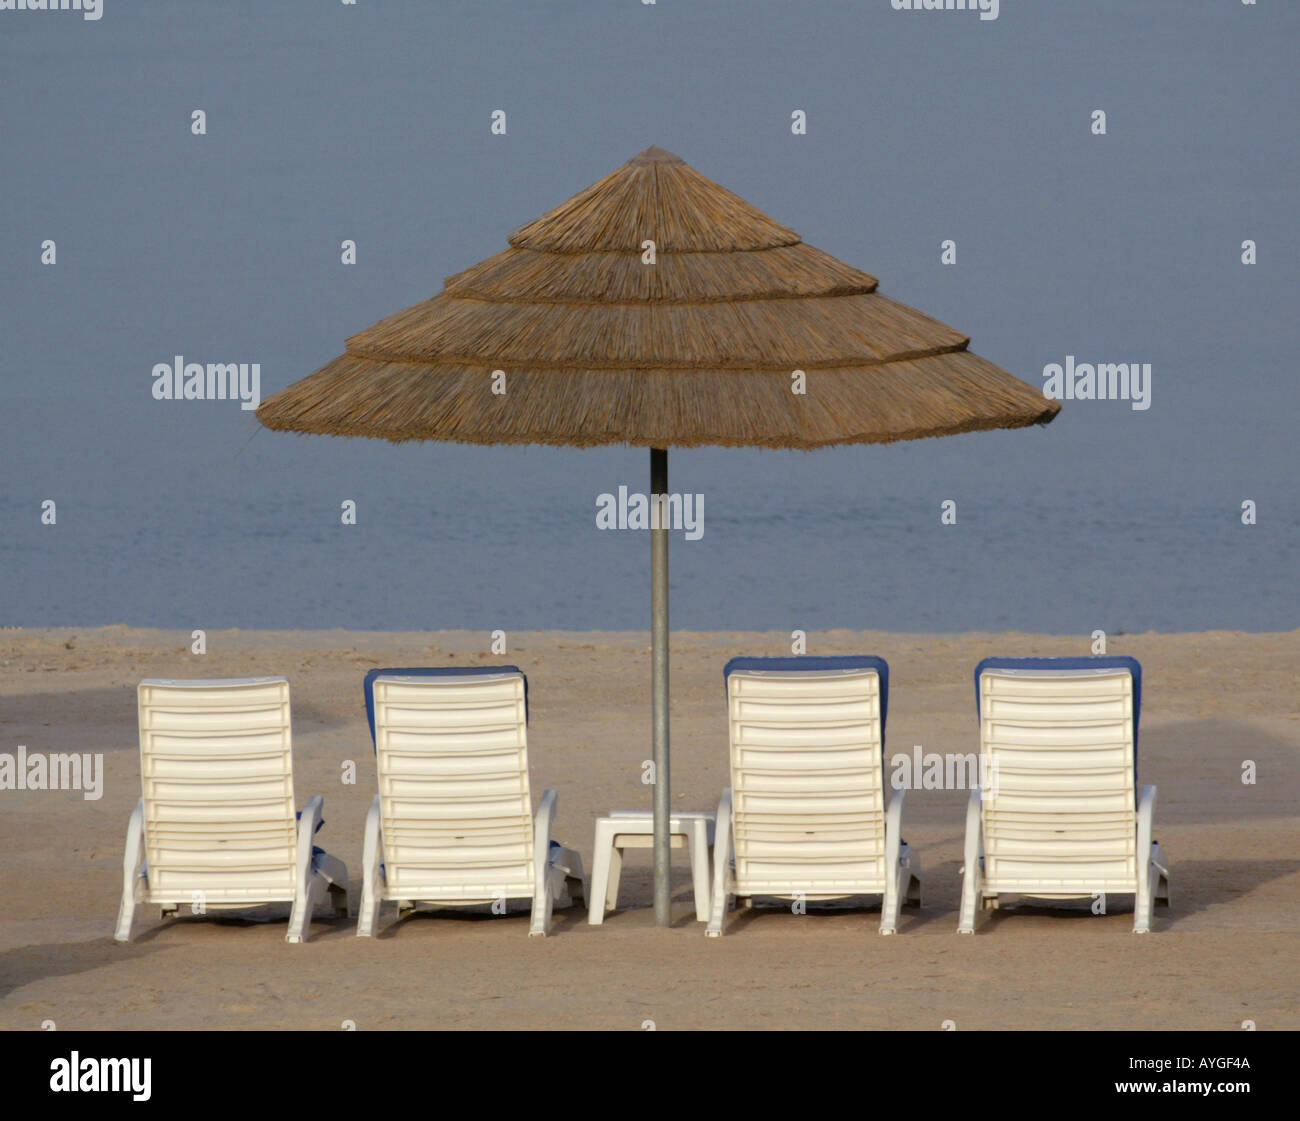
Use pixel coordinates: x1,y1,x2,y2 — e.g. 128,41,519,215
588,810,716,923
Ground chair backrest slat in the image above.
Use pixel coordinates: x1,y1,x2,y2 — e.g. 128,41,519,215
137,678,297,902
976,659,1140,891
370,671,534,897
725,657,888,897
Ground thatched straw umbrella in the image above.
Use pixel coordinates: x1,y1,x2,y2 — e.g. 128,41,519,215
258,146,1058,927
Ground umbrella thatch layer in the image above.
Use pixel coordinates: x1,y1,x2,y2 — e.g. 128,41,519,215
258,147,1059,448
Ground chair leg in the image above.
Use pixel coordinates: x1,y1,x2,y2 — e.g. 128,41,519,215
880,871,902,935
957,788,983,934
1134,845,1167,934
529,789,558,937
529,878,554,938
1134,785,1158,934
288,795,326,944
287,874,324,944
114,799,147,944
357,796,383,936
705,790,733,938
881,790,907,934
1134,879,1153,935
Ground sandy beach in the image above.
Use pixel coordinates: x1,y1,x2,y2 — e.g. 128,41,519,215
1,626,1296,1031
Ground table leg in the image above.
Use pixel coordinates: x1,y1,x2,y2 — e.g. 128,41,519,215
606,844,623,914
588,820,614,925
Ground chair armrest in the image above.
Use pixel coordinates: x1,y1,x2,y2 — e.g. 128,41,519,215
962,787,982,874
122,797,145,871
534,788,558,898
884,787,906,888
296,794,325,892
885,787,906,842
1137,784,1157,893
705,788,733,937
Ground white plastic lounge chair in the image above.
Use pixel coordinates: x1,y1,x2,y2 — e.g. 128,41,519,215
958,656,1170,934
357,667,585,938
115,677,348,944
707,656,920,937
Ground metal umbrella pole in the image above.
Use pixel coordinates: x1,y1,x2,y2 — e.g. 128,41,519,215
650,446,671,926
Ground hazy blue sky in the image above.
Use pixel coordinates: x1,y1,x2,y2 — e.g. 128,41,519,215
2,1,1296,633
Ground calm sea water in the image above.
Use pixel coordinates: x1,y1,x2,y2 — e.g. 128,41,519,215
2,435,1294,633
2,2,1296,634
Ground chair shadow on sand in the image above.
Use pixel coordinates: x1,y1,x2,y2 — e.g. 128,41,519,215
0,684,138,751
969,857,1300,933
1,905,356,1002
682,853,1300,934
370,899,587,939
0,937,169,1002
126,905,357,946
